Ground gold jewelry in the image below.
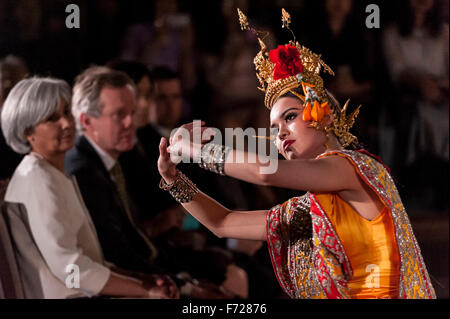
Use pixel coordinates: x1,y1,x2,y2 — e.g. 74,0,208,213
237,8,361,148
324,131,330,150
159,170,199,203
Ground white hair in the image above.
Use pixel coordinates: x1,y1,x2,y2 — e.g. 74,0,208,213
1,76,71,154
71,67,135,132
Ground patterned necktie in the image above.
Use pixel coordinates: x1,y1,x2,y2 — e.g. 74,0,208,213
110,162,158,260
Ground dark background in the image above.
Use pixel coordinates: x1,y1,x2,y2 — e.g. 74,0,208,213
0,0,448,298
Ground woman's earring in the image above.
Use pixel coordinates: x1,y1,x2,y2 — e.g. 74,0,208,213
324,131,330,150
273,139,281,154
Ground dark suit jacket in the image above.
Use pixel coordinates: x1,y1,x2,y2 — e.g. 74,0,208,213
119,136,176,221
135,124,221,198
64,135,162,274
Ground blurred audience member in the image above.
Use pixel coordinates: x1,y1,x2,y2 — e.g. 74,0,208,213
0,55,29,199
148,66,184,138
0,0,46,78
383,0,448,210
2,76,176,298
0,55,28,106
141,66,225,211
108,59,154,129
383,0,449,162
121,0,196,91
205,0,263,113
305,0,380,150
66,68,166,274
109,62,250,298
65,67,242,298
108,61,183,236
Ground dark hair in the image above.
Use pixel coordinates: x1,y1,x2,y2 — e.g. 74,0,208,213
277,86,340,111
107,60,152,85
0,56,29,102
277,87,361,150
398,0,445,38
150,66,179,82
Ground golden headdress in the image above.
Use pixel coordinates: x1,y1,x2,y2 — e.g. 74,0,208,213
238,8,361,147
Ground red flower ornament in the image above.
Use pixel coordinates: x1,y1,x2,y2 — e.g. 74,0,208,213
269,44,304,80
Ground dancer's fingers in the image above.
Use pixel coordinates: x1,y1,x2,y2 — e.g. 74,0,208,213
159,137,170,160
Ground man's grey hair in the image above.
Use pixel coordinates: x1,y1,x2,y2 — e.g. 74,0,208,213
1,76,71,154
72,66,136,132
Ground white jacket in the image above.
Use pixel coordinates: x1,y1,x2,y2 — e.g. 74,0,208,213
5,153,110,298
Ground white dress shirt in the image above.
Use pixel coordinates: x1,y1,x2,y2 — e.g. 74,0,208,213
5,153,111,298
84,134,116,171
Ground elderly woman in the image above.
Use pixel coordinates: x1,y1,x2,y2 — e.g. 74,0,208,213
157,10,436,299
1,77,177,299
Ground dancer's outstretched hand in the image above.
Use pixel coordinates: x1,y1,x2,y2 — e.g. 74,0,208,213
167,121,216,163
158,137,178,184
159,121,216,183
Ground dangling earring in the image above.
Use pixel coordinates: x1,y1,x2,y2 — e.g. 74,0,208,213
324,131,330,150
273,138,282,154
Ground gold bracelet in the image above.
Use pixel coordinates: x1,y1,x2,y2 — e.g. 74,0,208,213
159,170,199,203
159,171,178,191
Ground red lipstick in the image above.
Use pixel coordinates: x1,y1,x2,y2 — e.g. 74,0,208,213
283,140,295,151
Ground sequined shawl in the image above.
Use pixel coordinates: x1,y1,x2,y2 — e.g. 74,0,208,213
266,150,436,299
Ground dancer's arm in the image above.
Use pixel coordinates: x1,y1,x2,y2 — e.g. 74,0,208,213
224,148,359,193
159,138,267,241
184,191,267,240
168,123,359,193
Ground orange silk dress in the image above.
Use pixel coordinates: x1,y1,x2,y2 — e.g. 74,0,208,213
315,193,401,299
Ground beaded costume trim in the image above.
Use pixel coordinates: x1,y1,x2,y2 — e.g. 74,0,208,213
267,195,325,298
309,194,352,298
267,150,436,299
317,150,436,299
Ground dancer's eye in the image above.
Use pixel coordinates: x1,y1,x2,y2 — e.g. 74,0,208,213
285,112,297,122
